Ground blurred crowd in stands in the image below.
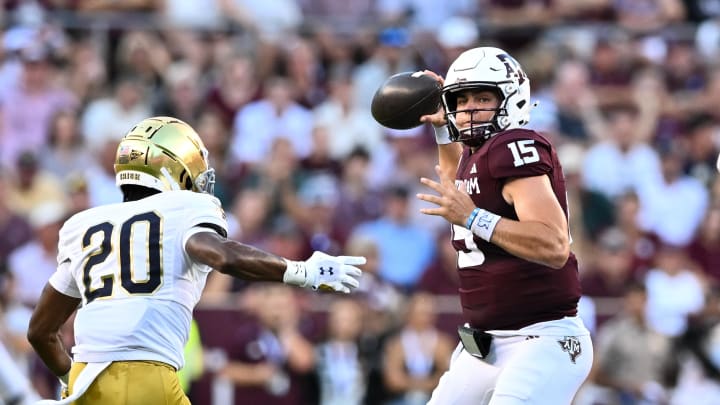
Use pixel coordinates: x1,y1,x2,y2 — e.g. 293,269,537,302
4,0,720,404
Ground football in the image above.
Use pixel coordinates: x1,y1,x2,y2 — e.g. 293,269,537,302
371,71,442,130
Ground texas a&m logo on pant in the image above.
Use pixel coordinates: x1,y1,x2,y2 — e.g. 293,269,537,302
557,336,582,364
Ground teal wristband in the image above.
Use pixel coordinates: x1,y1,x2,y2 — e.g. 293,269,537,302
469,209,502,242
466,208,481,229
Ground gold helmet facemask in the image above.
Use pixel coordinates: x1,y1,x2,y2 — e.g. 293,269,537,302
114,116,215,194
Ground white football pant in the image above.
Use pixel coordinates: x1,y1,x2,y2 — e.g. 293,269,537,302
428,333,592,405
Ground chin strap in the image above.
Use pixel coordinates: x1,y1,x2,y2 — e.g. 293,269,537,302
160,167,181,191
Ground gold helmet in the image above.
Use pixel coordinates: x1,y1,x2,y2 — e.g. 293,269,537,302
114,116,215,194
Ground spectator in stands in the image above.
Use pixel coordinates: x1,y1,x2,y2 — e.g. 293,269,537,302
195,110,235,205
313,67,385,160
664,286,720,404
239,137,303,221
344,236,402,405
220,0,303,44
663,38,706,93
556,142,614,263
582,102,662,200
284,37,325,108
0,340,40,405
64,173,91,215
82,138,124,206
346,235,404,322
544,60,596,141
416,232,459,295
214,284,315,404
433,16,479,74
381,292,453,405
332,147,384,232
153,61,203,125
230,76,313,166
683,113,720,188
687,205,720,286
352,184,436,290
614,191,659,275
0,172,33,273
74,0,161,12
612,0,686,34
63,38,107,105
685,67,720,121
637,143,709,247
160,0,223,29
375,0,477,34
114,30,170,89
352,27,417,109
285,174,347,255
645,244,706,337
40,109,91,179
315,298,367,405
592,282,672,404
299,0,374,35
484,0,557,48
5,151,66,217
1,271,34,374
203,188,273,302
587,34,635,105
0,43,77,167
297,126,343,179
7,201,66,307
581,228,639,326
80,75,151,152
204,52,260,128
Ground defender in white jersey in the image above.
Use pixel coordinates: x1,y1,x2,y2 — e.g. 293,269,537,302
27,117,365,405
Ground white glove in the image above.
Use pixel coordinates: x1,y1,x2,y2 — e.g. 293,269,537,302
283,251,365,293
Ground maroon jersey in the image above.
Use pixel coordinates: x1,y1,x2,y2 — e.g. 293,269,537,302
452,129,580,331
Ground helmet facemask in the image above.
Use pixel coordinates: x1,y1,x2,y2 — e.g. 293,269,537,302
194,167,215,194
443,84,512,147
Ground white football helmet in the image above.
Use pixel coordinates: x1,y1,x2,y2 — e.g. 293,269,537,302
442,47,532,145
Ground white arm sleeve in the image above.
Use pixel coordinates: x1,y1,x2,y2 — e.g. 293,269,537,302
183,193,229,237
48,260,81,299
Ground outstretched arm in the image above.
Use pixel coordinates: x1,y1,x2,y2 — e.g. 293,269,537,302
185,231,365,293
186,231,286,281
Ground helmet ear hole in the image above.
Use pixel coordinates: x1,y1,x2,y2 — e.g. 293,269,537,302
185,177,193,190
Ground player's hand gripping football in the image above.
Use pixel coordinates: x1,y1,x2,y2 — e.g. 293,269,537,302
285,252,365,293
418,70,447,127
417,165,477,227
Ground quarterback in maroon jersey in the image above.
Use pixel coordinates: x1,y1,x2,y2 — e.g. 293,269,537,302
417,47,592,404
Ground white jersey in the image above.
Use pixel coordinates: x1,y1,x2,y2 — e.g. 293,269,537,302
49,191,228,370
